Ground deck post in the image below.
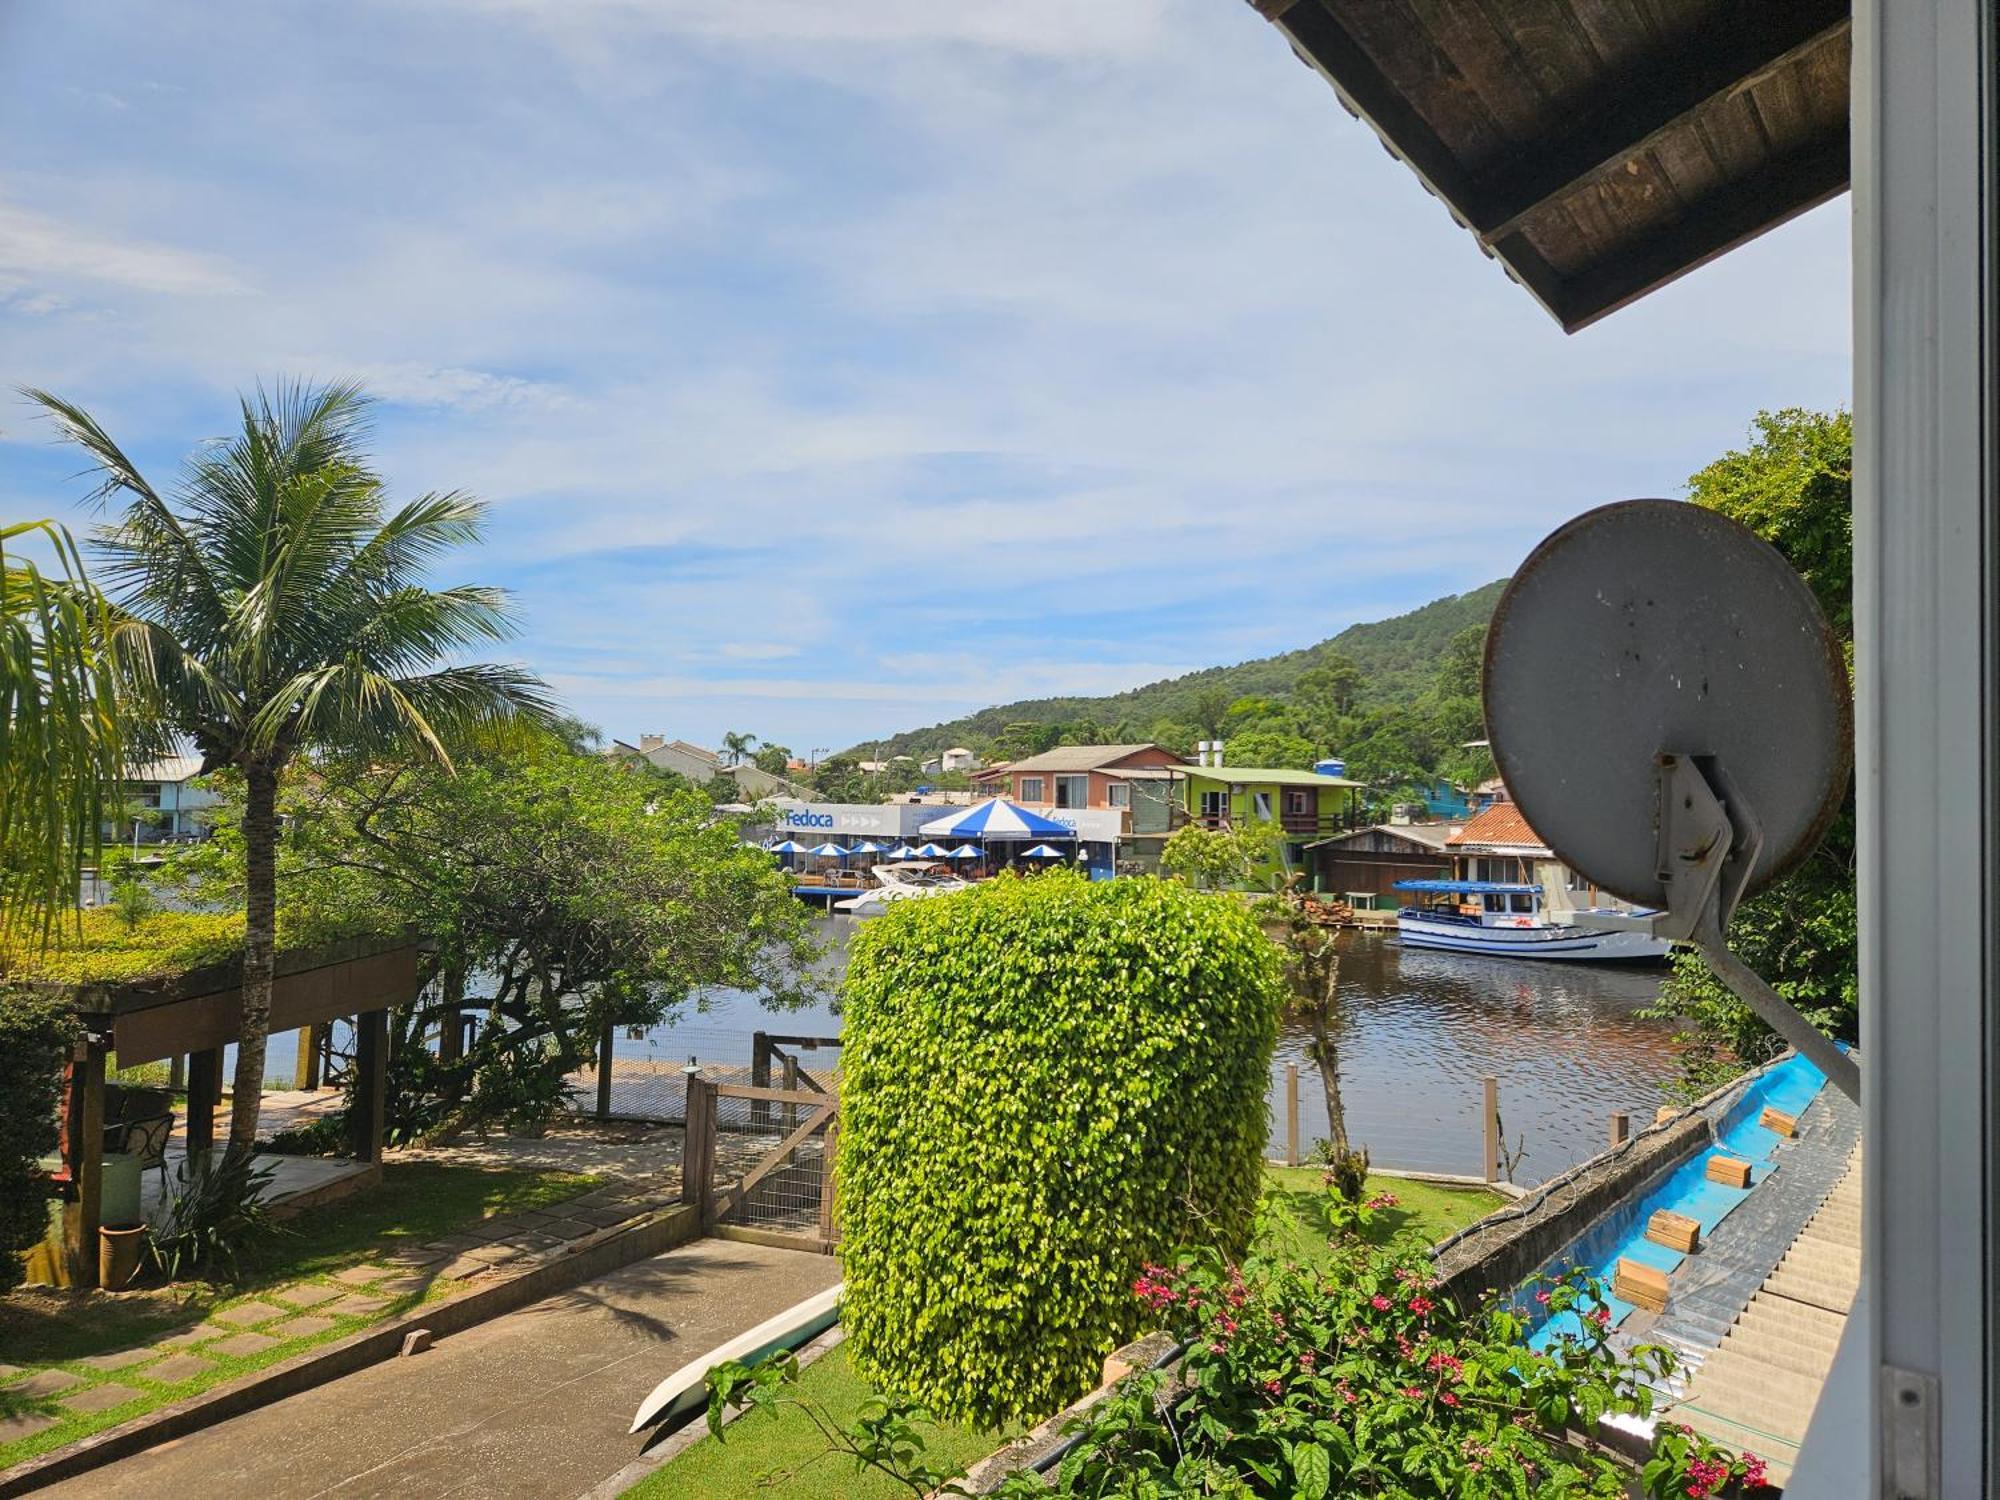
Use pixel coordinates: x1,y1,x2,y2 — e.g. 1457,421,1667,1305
782,1054,800,1135
295,1024,317,1093
65,1036,107,1290
682,1070,717,1226
817,1116,840,1248
750,1031,771,1127
596,1020,615,1120
350,1008,388,1165
168,1054,185,1092
186,1048,221,1155
1481,1076,1500,1183
1610,1111,1631,1148
1284,1063,1301,1166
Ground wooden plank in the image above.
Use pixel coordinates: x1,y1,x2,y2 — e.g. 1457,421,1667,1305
66,1040,106,1290
1614,1256,1670,1313
715,1082,837,1106
186,1048,221,1154
712,1224,836,1257
1760,1106,1800,1138
350,1009,387,1165
1647,1209,1701,1254
1467,7,1848,244
818,1119,839,1245
1707,1155,1754,1189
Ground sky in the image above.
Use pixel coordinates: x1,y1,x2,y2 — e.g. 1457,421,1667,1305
0,1,1852,755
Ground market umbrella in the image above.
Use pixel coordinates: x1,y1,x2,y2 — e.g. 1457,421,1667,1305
913,843,949,858
920,798,1074,843
851,840,885,855
946,844,981,859
1018,843,1066,858
887,844,919,859
767,840,807,854
807,842,850,858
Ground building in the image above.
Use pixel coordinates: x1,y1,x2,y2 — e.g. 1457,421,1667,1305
605,735,726,783
1444,801,1549,886
1178,763,1367,877
109,754,222,843
1305,822,1455,906
978,743,1184,810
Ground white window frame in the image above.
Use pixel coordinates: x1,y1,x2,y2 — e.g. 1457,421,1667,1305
1019,776,1044,803
1107,782,1131,808
1054,774,1089,809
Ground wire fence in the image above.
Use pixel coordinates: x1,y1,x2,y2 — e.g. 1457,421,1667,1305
566,1031,841,1125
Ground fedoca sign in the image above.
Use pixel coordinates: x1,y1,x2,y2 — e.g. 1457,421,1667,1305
770,803,929,838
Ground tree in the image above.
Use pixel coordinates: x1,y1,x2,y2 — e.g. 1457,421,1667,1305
1190,686,1231,738
0,521,122,941
752,743,792,776
720,730,757,766
1218,728,1316,770
1651,409,1857,1092
810,754,867,801
30,381,554,1163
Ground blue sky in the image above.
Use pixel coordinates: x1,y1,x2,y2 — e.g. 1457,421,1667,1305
0,1,1851,754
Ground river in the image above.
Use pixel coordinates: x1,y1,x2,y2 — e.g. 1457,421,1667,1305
614,917,1680,1187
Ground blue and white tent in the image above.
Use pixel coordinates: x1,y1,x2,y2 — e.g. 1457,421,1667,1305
808,842,850,858
768,840,808,855
912,843,950,858
1018,843,1067,859
945,843,981,859
920,798,1074,843
851,840,885,854
887,844,920,859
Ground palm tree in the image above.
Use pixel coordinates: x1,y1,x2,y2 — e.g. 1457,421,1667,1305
27,381,556,1163
719,730,757,766
0,520,121,941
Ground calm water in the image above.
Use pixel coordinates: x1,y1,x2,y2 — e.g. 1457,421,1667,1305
621,917,1678,1187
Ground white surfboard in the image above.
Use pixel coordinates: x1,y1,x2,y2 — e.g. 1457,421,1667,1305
629,1283,843,1435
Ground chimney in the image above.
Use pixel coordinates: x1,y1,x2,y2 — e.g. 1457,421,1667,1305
639,733,665,752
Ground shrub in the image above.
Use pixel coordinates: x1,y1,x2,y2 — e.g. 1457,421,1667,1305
146,1154,282,1281
838,871,1286,1427
0,987,77,1294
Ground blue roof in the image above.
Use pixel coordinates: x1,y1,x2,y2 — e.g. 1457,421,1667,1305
1393,878,1542,895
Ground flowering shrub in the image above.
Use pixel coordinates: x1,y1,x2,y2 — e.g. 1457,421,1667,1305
711,1175,1781,1498
838,872,1285,1427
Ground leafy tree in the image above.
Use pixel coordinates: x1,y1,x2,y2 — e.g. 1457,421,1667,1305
0,520,122,941
0,988,77,1292
719,730,757,766
31,381,554,1163
752,743,792,776
1651,409,1857,1092
1219,728,1317,770
1190,686,1231,738
992,720,1058,762
810,754,868,801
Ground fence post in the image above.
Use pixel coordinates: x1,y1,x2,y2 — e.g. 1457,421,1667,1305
595,1021,615,1120
1482,1076,1500,1183
1610,1111,1631,1149
682,1070,717,1226
751,1031,771,1127
782,1054,800,1136
1284,1063,1301,1166
818,1115,839,1248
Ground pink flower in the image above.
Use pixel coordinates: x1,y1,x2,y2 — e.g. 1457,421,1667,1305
1592,1307,1611,1326
1264,1379,1282,1396
1402,1385,1423,1399
1534,1290,1551,1306
1408,1296,1434,1317
1440,1392,1458,1406
1370,1294,1392,1311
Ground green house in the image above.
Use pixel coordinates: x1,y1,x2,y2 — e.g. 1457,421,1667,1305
1178,765,1367,877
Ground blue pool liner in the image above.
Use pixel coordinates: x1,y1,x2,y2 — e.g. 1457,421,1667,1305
1515,1050,1830,1347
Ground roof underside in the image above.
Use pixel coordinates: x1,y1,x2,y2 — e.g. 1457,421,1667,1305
1252,0,1850,332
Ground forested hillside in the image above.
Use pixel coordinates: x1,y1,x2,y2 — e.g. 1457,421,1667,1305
851,580,1507,788
860,584,1504,768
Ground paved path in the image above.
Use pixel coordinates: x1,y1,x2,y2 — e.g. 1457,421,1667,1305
47,1240,842,1500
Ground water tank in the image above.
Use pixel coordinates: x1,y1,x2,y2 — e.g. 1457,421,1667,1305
1314,757,1348,779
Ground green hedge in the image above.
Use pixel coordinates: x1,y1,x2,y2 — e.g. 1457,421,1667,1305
0,987,77,1294
837,871,1285,1427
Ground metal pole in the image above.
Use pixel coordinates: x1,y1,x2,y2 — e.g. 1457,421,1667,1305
1482,1076,1500,1183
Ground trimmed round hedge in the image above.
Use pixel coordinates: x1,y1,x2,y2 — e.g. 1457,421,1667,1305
837,871,1285,1427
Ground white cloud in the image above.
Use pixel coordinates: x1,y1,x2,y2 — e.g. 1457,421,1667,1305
0,196,245,297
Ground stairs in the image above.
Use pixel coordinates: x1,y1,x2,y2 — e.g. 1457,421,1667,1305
1668,1155,1860,1489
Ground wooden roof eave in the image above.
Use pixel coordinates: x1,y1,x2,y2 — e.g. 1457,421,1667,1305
37,927,426,1020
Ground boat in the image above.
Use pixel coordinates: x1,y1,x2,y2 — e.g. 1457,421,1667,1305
1392,878,1672,961
833,861,973,917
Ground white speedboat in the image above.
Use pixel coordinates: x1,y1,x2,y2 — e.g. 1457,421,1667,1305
834,862,973,917
1393,879,1671,962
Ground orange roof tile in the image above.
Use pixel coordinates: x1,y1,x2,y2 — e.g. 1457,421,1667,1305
1446,801,1548,850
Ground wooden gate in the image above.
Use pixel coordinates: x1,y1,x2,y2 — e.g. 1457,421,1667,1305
682,1074,839,1254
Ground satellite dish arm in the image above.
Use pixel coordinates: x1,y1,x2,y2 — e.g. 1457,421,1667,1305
1656,754,1861,1103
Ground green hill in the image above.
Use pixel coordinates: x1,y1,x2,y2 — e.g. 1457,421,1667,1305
863,580,1508,757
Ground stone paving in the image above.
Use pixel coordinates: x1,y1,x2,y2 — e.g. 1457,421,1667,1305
0,1124,702,1475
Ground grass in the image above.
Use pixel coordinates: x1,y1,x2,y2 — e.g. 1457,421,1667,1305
1256,1167,1505,1268
623,1170,1504,1500
622,1343,1015,1500
0,1160,597,1470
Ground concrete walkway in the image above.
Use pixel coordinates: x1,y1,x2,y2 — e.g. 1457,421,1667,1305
45,1240,842,1500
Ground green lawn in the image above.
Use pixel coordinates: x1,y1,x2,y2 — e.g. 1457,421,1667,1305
623,1343,1014,1500
1257,1167,1504,1267
0,1161,596,1470
623,1170,1502,1499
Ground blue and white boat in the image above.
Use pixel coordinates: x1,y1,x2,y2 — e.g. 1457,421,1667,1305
1391,878,1671,962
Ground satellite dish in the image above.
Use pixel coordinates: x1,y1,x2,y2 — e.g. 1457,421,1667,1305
1483,499,1858,1101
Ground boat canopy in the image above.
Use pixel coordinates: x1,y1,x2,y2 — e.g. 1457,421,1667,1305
1393,878,1542,895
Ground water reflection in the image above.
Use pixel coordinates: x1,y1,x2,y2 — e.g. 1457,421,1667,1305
624,917,1679,1186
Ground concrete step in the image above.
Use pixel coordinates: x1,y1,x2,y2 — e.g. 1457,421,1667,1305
1702,1330,1837,1383
1740,1291,1848,1338
1764,1267,1858,1312
1731,1308,1844,1362
1774,1250,1861,1289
